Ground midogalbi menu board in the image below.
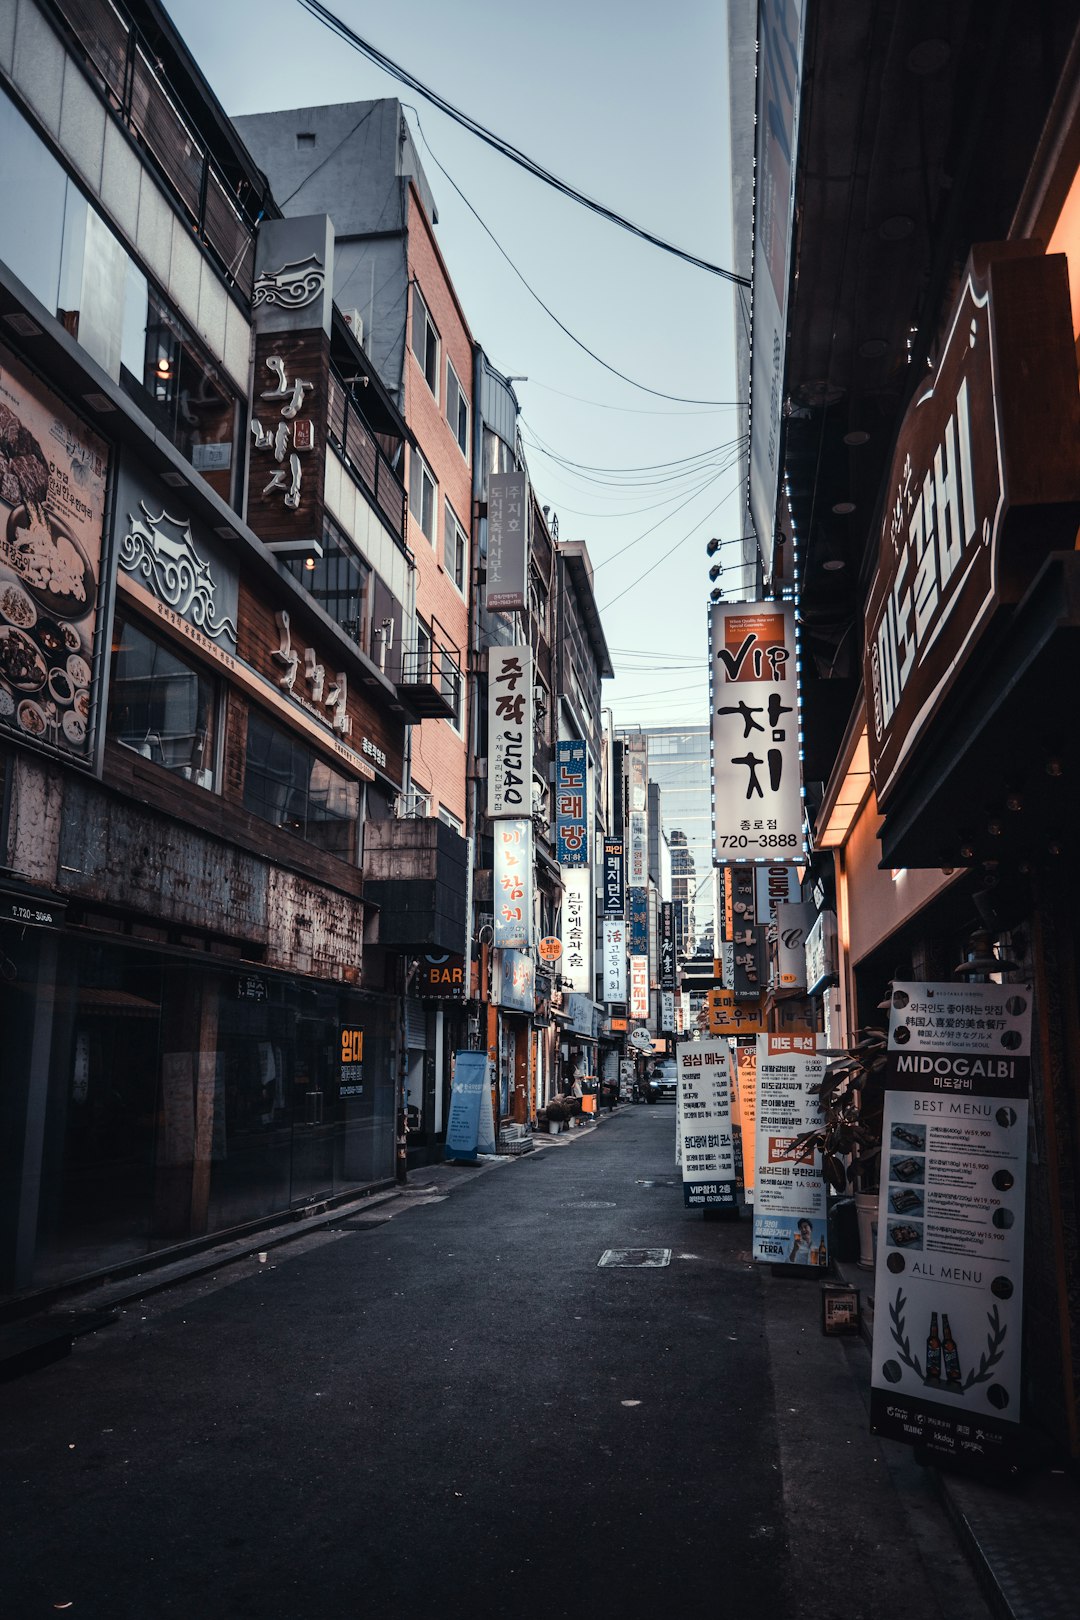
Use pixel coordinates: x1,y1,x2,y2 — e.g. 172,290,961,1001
869,982,1032,1470
752,1034,829,1266
0,345,107,760
677,1038,737,1208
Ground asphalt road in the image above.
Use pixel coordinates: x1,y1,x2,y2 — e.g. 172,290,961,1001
1,1104,992,1620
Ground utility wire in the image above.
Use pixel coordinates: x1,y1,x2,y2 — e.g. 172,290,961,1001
400,110,735,406
296,0,750,288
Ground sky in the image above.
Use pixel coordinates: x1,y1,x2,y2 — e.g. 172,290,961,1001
165,0,746,731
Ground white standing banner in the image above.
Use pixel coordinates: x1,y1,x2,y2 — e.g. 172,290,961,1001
488,645,533,818
753,1034,828,1264
602,919,626,1002
710,602,804,861
561,866,593,994
493,820,532,949
869,982,1033,1472
678,1038,738,1209
629,954,649,1019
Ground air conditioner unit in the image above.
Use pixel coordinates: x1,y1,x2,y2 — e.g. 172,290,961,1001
343,309,364,345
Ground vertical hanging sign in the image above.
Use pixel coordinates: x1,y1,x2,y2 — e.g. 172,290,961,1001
485,471,528,611
678,1038,738,1208
869,982,1033,1471
710,602,804,861
555,740,589,866
493,820,533,948
602,919,627,1003
488,645,533,817
561,867,593,994
602,839,625,917
629,955,649,1020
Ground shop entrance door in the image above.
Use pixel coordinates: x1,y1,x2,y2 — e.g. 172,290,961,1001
290,1018,336,1205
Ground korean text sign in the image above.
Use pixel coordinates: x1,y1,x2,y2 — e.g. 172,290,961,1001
869,982,1032,1471
561,866,592,994
555,740,589,867
493,820,533,949
678,1038,737,1208
711,602,804,861
488,645,533,818
486,471,528,611
753,1034,828,1265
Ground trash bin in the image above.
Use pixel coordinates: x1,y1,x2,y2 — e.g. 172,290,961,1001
580,1093,597,1114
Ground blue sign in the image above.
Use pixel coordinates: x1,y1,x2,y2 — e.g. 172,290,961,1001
445,1052,495,1162
628,887,648,955
555,740,588,866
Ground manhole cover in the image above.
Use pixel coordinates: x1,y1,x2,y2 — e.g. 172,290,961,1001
565,1200,617,1209
598,1249,671,1268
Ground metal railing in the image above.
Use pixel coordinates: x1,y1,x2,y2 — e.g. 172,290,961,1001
326,369,407,546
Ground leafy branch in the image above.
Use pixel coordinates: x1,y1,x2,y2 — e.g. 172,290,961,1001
889,1287,924,1378
963,1305,1008,1391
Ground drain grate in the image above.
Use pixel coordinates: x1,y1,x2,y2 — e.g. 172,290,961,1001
598,1248,671,1268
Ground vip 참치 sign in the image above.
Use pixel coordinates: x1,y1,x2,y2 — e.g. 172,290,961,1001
711,602,803,862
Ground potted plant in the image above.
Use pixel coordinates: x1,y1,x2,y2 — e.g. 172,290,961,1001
784,1027,887,1266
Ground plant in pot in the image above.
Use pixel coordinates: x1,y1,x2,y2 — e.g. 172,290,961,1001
783,1027,888,1267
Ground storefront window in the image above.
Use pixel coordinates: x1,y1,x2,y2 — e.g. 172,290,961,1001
107,617,217,786
284,520,372,653
243,708,360,860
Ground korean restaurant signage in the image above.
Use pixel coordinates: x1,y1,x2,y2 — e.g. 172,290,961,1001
495,948,535,1013
711,601,803,860
561,866,593,995
628,810,648,886
626,735,647,812
753,1034,828,1266
805,911,838,996
771,901,814,993
864,244,1080,808
602,838,625,917
749,0,806,568
418,952,465,1000
564,992,596,1037
487,645,533,817
722,865,764,1001
678,1038,737,1208
629,954,649,1020
660,902,676,991
253,216,335,337
732,1045,757,1199
485,471,528,611
707,988,765,1039
755,863,801,927
115,456,238,653
555,739,589,866
493,820,533,949
628,887,648,955
869,982,1033,1471
660,990,676,1033
602,919,626,1002
0,344,107,764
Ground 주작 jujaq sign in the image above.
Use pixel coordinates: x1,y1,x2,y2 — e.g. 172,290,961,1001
711,601,803,861
488,645,533,818
678,1038,737,1208
869,981,1033,1471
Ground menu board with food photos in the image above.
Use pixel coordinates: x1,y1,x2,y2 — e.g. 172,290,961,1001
0,346,108,759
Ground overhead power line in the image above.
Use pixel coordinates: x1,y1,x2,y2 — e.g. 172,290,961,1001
295,0,750,288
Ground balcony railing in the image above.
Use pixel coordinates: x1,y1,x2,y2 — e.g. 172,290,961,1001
327,369,407,547
398,623,462,720
55,0,262,298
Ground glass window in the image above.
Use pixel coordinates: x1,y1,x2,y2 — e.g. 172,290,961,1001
444,500,467,592
446,361,469,459
120,287,241,506
243,709,360,861
0,90,68,314
442,662,463,732
438,805,462,833
409,448,436,542
107,617,216,786
416,618,432,681
284,520,372,653
411,285,439,398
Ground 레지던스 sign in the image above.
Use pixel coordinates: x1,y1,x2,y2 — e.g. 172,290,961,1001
678,1038,738,1208
602,839,625,917
711,602,804,861
445,1051,496,1162
493,820,532,949
869,981,1033,1471
485,471,528,611
488,645,533,818
753,1034,829,1265
555,739,589,866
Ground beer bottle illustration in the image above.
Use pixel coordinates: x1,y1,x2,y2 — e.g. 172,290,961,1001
926,1312,942,1381
817,1236,827,1267
942,1314,962,1384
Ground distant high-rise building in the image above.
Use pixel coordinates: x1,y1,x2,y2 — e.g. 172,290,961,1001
619,725,715,957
